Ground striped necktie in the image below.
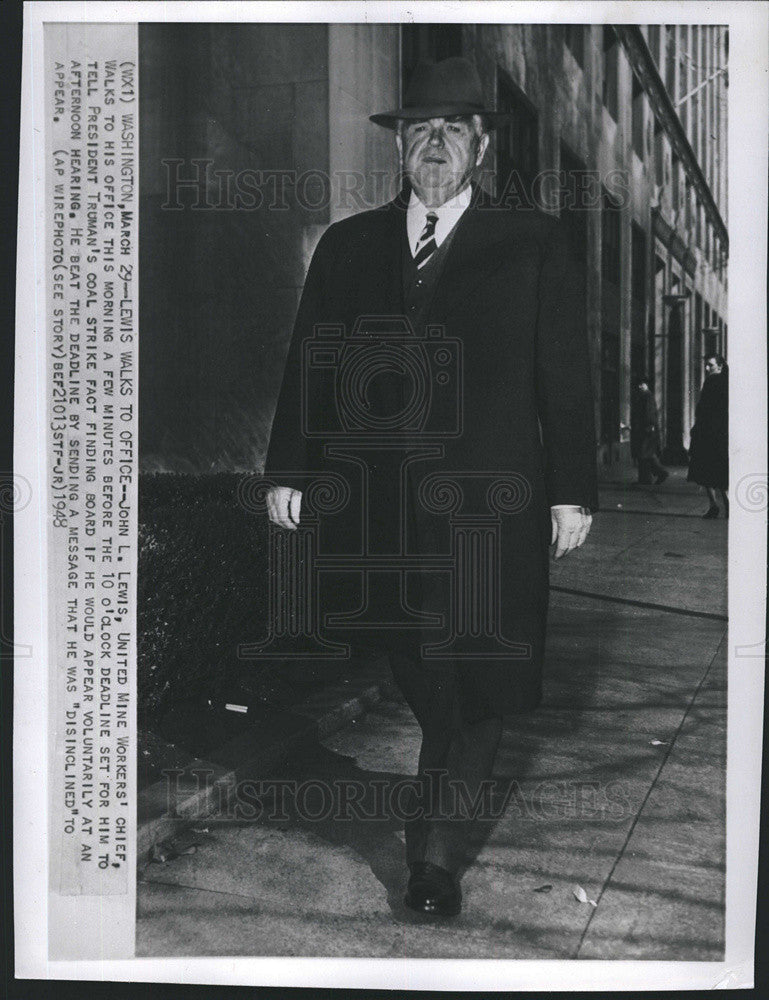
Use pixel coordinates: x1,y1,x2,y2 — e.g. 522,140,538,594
413,212,438,269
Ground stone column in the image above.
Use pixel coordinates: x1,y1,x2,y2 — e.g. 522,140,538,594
585,26,603,452
618,48,633,463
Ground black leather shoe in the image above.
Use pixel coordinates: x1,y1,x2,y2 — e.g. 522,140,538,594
654,469,669,484
404,862,462,916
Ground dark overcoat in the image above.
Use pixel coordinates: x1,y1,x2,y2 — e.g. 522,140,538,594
687,370,729,490
631,389,661,461
264,184,598,714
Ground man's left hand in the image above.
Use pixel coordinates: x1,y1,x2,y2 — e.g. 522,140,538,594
550,505,592,559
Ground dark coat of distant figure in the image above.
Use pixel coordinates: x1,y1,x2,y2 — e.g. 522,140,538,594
631,387,661,463
265,183,598,716
687,369,729,490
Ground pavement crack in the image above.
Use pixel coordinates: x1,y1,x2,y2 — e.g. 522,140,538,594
549,585,727,622
572,627,727,959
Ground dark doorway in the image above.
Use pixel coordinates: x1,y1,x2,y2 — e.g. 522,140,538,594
693,291,704,398
631,222,647,389
600,331,620,448
664,302,685,462
651,253,666,397
601,189,622,449
703,303,720,358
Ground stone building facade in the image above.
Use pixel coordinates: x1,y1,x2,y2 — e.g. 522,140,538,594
139,22,727,473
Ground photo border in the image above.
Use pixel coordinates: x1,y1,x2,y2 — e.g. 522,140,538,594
13,0,767,990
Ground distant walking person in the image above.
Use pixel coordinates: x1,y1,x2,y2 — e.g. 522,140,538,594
631,380,668,485
688,355,729,518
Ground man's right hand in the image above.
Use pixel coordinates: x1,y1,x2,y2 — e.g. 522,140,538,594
266,486,302,530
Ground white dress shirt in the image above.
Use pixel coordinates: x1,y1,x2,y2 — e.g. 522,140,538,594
406,186,473,256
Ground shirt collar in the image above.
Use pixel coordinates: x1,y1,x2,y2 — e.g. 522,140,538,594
407,184,473,252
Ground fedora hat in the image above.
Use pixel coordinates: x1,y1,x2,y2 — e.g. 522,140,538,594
370,56,507,130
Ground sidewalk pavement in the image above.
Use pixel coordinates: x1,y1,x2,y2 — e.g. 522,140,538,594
552,467,727,617
137,468,727,960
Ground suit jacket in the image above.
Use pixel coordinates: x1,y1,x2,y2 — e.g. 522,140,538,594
264,184,598,713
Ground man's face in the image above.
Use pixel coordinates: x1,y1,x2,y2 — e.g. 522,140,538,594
705,357,723,375
396,116,489,208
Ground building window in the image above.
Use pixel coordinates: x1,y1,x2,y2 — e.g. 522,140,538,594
685,177,692,229
709,318,718,358
716,238,725,274
632,74,645,159
671,153,680,210
692,26,700,82
703,74,720,187
401,24,463,98
691,91,700,163
564,24,585,68
648,25,662,66
602,189,621,286
695,197,702,247
694,291,703,387
705,310,719,357
692,25,702,162
496,70,539,197
603,27,619,121
678,28,689,133
702,303,720,358
654,120,665,187
665,25,676,95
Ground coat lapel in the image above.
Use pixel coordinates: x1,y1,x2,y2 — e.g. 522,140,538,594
429,184,512,325
347,193,406,323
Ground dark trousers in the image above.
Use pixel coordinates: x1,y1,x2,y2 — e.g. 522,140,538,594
388,652,503,874
638,453,666,483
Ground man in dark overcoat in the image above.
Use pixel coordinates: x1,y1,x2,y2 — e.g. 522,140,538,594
688,354,729,517
631,380,668,484
264,58,598,916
